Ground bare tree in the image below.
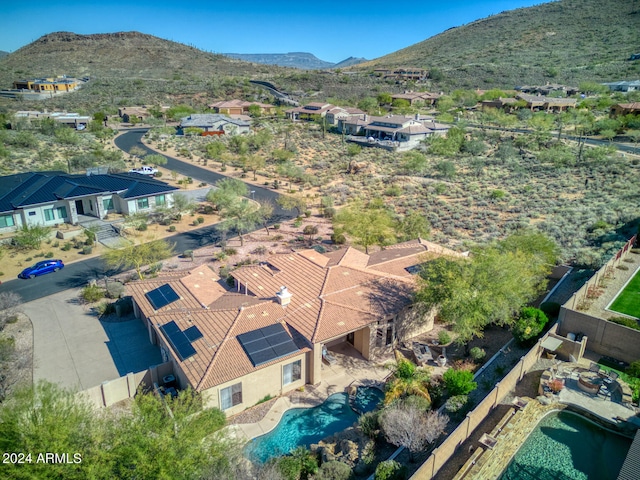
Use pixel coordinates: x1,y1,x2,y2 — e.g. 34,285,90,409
380,402,448,461
0,292,22,331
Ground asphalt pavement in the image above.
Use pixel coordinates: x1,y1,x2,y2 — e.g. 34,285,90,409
0,129,294,302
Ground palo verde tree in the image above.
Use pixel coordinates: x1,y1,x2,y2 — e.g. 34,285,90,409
332,199,396,253
415,232,557,346
103,239,175,280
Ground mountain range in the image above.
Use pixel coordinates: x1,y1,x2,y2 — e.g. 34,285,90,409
222,53,366,70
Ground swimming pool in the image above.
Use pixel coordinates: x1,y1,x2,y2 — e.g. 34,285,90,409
244,387,383,464
499,410,632,480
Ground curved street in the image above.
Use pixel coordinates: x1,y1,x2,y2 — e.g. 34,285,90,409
0,129,294,302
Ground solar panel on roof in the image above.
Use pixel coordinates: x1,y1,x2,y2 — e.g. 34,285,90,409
183,325,203,342
237,323,299,367
145,284,180,310
160,321,197,361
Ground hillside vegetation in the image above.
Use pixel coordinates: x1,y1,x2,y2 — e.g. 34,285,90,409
358,0,640,89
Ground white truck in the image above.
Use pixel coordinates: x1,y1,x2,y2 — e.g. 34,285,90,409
128,166,158,176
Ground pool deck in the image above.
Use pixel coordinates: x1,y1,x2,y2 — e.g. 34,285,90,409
227,342,393,442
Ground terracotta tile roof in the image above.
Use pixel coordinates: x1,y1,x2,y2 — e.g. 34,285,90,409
178,265,227,307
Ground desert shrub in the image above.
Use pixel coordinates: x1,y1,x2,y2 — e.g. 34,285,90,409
80,284,104,303
197,216,204,224
469,347,486,363
444,394,469,415
374,460,406,480
359,411,380,439
331,233,346,245
182,250,194,259
275,456,302,480
512,307,549,345
137,222,148,231
223,248,237,256
44,252,54,259
168,225,176,232
443,368,477,396
0,337,15,362
316,460,351,480
272,223,281,230
106,282,125,299
304,210,312,218
610,317,640,331
252,246,268,255
438,330,451,345
540,301,561,319
324,207,336,218
82,246,93,255
61,242,72,251
95,301,116,316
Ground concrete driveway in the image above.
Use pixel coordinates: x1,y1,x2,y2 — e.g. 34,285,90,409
23,288,162,391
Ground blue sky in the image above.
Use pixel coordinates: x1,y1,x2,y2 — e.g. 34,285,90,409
1,1,546,63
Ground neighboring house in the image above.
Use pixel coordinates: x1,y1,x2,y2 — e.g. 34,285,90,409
516,84,579,96
13,75,80,93
390,91,440,106
610,102,640,117
285,103,336,121
342,114,450,151
118,106,169,123
325,106,366,125
0,171,178,232
12,111,91,130
208,100,275,116
516,93,576,112
127,239,466,415
179,114,251,135
480,97,520,112
602,80,640,92
374,68,428,82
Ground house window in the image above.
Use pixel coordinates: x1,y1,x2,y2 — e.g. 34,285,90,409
220,383,242,410
137,198,149,209
28,211,36,216
56,206,67,219
376,318,395,347
103,198,114,211
0,215,14,228
283,360,302,385
155,194,166,206
44,209,55,221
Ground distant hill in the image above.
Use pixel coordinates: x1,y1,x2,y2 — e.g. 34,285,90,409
224,52,331,70
357,0,640,89
0,51,8,59
332,57,368,69
0,31,283,86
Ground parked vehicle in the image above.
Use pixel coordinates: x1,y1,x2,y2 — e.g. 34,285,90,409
18,260,65,279
128,166,158,176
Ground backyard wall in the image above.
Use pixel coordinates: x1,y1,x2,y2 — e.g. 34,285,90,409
78,361,173,409
558,309,640,364
410,334,546,479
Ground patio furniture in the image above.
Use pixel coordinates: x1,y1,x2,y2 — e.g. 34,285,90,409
598,384,610,400
322,346,337,365
589,362,601,374
412,342,433,366
603,371,619,386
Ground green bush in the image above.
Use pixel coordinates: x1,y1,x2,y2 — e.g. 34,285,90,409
168,225,176,232
272,223,281,230
183,250,194,259
438,330,452,345
444,394,469,414
95,301,116,316
626,360,640,378
137,222,148,231
331,233,346,245
374,460,407,480
223,248,237,256
324,207,336,219
469,347,486,363
443,368,477,396
540,301,561,319
610,317,640,331
61,242,72,251
80,284,104,303
82,246,93,255
512,307,549,345
359,411,380,439
0,337,15,362
44,251,54,259
316,461,352,480
275,456,302,480
197,216,204,224
106,282,125,299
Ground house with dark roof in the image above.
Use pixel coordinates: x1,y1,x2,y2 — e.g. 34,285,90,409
208,99,276,116
285,103,336,121
0,172,179,232
610,102,640,117
127,240,466,415
390,91,440,106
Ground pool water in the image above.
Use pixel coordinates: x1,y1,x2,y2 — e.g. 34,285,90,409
499,410,632,480
353,385,384,413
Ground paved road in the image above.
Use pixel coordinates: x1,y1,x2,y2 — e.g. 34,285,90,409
0,129,294,302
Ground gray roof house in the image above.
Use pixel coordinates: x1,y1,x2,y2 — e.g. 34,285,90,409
0,172,179,232
179,114,251,135
601,80,640,92
341,114,450,152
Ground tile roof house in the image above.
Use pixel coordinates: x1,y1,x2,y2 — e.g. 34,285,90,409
127,239,466,414
610,102,640,117
208,99,276,116
13,111,91,130
285,103,336,121
391,91,440,106
602,80,640,93
0,171,178,232
179,114,251,135
341,114,451,152
516,93,577,112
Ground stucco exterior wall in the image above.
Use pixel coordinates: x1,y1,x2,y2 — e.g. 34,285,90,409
202,353,307,415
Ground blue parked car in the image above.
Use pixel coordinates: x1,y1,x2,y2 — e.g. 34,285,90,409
19,259,65,279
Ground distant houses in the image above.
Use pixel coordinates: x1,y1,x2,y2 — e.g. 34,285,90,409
610,102,640,117
602,80,640,92
0,75,85,100
373,67,429,82
390,91,440,106
208,99,276,116
118,106,169,124
12,111,91,130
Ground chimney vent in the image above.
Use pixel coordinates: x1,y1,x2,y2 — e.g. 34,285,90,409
276,286,292,307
